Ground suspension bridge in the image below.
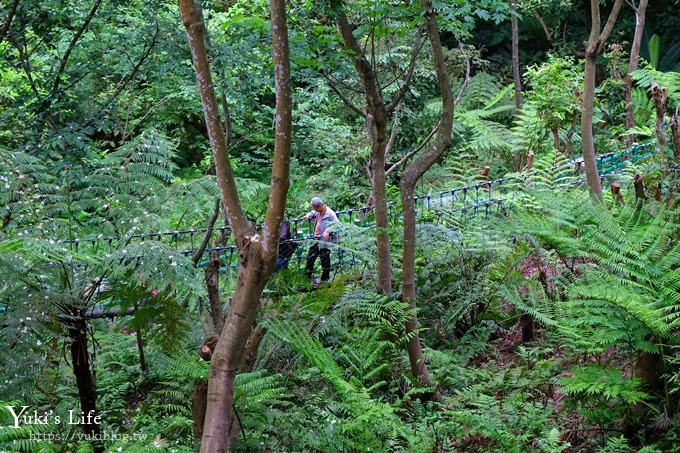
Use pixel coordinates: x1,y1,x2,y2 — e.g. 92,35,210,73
54,142,656,283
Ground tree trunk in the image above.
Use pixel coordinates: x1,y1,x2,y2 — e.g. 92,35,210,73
399,0,455,401
0,0,20,44
581,54,603,198
671,110,680,159
510,0,522,109
520,313,534,342
205,250,224,333
581,0,624,199
564,114,578,156
635,349,663,392
370,149,392,295
239,325,265,372
332,4,422,296
552,127,561,152
201,254,271,451
623,0,648,146
68,317,103,448
651,82,668,150
135,328,148,373
192,379,208,441
634,173,645,200
180,0,292,450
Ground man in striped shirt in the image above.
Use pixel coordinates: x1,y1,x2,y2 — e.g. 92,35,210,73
303,197,338,285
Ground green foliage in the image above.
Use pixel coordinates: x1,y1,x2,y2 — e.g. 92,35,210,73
2,0,679,451
267,319,409,449
632,64,680,109
503,189,680,348
557,365,649,404
557,365,648,428
523,55,582,151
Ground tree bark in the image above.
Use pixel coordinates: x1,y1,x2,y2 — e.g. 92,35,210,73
370,148,392,295
180,0,292,451
564,114,578,156
551,127,561,152
510,0,522,109
520,313,534,342
581,0,624,199
334,6,394,294
634,173,645,200
650,82,668,149
623,0,648,146
192,379,209,441
205,250,224,333
671,110,680,159
399,0,455,401
532,10,552,43
331,3,422,295
68,317,103,450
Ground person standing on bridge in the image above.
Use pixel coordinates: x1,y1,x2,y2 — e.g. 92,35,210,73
302,197,338,285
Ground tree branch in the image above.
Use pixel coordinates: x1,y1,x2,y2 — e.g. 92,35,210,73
598,0,625,49
180,0,252,243
42,0,103,110
0,0,19,44
454,44,472,107
7,33,39,98
320,71,365,117
262,0,293,260
386,124,438,175
386,25,425,113
102,19,159,112
333,1,387,123
57,300,146,322
402,2,456,186
192,197,221,265
384,113,400,159
532,11,552,42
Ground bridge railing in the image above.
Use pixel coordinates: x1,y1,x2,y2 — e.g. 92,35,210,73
49,141,656,281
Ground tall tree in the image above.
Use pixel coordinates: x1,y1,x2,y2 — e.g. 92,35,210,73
400,0,458,400
329,0,423,295
581,0,624,199
623,0,649,146
179,0,293,451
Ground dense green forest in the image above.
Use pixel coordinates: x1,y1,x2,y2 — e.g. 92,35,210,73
1,0,680,451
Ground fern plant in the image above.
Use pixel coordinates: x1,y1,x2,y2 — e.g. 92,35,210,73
266,318,409,449
503,189,680,351
556,365,649,430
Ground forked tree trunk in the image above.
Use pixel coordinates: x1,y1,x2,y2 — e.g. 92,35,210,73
332,3,423,295
334,7,394,295
581,0,624,199
400,0,456,401
623,0,648,146
180,0,292,451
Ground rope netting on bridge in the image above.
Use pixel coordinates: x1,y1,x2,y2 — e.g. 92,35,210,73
53,141,656,284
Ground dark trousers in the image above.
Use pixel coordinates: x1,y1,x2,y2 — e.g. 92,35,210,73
305,242,331,281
